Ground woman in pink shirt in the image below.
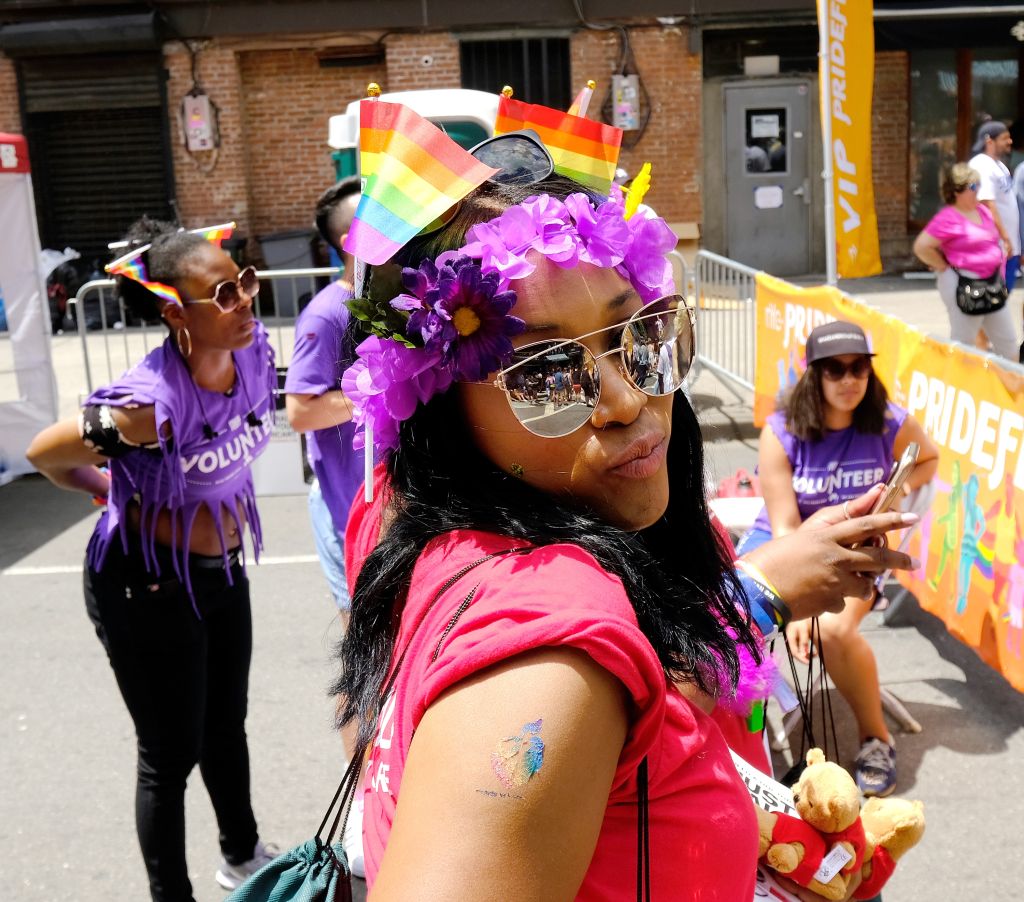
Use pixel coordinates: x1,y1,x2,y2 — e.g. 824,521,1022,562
913,161,1019,359
333,162,915,900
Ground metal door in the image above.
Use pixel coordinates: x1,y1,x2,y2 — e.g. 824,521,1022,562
724,81,811,276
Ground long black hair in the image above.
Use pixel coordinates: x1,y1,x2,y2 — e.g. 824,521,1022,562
333,176,757,744
783,359,890,443
114,216,210,323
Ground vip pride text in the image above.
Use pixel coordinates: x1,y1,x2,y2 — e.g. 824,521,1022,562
826,0,862,233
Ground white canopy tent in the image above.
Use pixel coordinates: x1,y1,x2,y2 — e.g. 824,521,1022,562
0,132,58,485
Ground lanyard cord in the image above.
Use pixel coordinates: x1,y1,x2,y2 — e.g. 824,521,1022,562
175,342,260,439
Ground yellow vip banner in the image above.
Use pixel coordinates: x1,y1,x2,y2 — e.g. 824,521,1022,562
754,272,1024,692
818,0,882,278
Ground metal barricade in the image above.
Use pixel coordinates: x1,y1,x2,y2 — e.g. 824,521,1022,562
67,268,340,397
692,250,759,392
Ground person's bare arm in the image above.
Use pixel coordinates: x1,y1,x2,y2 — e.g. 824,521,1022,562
912,230,949,272
370,647,628,902
26,405,158,496
284,390,354,433
757,424,801,537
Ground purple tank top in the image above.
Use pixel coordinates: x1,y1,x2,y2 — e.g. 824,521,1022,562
750,402,907,534
86,323,276,602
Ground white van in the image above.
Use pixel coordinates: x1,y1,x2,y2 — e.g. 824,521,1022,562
328,88,500,177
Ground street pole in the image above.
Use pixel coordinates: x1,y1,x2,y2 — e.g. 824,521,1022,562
818,0,838,285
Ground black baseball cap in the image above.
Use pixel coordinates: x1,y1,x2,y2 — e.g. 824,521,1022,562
805,321,874,364
972,120,1010,155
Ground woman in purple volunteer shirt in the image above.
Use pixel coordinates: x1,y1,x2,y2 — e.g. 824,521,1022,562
28,219,277,902
737,321,937,800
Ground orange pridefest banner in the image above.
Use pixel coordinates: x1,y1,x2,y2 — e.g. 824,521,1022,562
754,273,1024,692
817,0,881,278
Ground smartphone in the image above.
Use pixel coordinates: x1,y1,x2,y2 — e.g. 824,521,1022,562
870,442,920,515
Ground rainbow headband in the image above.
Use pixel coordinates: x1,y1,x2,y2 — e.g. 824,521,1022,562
341,186,677,453
105,222,235,307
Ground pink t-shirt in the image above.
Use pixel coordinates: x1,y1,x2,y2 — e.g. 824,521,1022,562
923,204,1003,276
345,471,759,900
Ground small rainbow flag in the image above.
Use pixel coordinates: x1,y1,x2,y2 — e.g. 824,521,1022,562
106,248,183,307
344,100,499,265
495,95,622,194
567,80,596,119
192,221,235,246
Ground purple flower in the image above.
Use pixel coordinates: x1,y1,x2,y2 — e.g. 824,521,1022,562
616,213,678,301
519,194,581,265
565,194,631,268
428,256,525,380
341,335,453,451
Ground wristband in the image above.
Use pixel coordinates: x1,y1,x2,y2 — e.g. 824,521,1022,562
738,574,780,639
735,559,782,598
735,562,792,630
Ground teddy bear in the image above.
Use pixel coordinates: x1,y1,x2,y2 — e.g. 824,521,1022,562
755,748,866,900
852,796,926,900
793,748,867,879
755,806,849,900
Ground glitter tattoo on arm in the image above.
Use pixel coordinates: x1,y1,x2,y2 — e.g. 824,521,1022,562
477,718,545,801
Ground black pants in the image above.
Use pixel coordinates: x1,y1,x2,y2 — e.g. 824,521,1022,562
84,540,259,902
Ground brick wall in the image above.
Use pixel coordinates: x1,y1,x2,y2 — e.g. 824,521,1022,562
165,44,252,237
385,33,460,91
872,50,911,262
237,49,379,242
571,25,701,224
0,54,21,134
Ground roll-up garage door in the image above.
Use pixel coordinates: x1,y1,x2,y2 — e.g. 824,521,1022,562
20,53,173,261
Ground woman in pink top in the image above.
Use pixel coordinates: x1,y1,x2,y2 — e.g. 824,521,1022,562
913,161,1019,359
333,158,915,900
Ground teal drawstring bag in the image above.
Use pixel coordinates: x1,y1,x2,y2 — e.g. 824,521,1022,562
225,748,363,902
225,837,352,902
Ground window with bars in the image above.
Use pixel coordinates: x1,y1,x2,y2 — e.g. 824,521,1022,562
460,37,571,110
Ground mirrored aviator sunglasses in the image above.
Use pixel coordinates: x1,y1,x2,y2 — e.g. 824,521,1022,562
184,265,260,313
418,130,555,235
492,295,696,438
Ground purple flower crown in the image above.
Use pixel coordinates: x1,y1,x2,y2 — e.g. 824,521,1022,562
342,189,678,452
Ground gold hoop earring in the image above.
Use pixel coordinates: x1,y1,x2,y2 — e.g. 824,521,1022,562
177,327,193,358
509,463,524,478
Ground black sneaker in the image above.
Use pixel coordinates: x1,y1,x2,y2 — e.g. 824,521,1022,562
855,737,897,797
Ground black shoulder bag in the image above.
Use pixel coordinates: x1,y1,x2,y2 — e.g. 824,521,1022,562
952,265,1008,315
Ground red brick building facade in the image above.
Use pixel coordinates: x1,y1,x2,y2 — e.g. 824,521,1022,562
0,12,994,272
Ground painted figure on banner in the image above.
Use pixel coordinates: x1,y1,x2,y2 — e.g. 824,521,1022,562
956,474,990,616
927,463,963,596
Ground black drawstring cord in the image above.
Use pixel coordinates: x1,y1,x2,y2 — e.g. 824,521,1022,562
174,342,259,438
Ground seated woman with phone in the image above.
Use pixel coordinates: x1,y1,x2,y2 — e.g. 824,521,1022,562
737,321,938,798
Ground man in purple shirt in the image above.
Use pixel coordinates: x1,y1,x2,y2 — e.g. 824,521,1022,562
285,177,363,612
285,178,367,877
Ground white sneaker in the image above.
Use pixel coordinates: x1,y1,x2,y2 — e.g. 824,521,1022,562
215,840,279,890
342,796,366,879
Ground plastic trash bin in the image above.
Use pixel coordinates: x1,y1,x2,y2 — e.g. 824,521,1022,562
258,229,317,317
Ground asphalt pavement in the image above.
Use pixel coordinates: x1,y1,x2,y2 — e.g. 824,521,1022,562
1,272,1022,901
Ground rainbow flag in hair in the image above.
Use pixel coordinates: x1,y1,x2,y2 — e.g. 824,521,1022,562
106,248,183,307
191,221,235,247
495,95,622,194
567,81,595,119
344,100,500,265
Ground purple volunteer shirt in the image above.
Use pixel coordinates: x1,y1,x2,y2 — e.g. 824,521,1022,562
750,401,908,533
284,281,362,536
85,323,276,602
